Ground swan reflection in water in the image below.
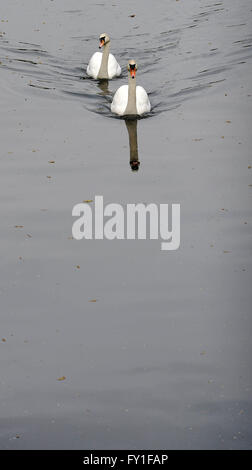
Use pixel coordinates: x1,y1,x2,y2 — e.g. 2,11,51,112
124,119,140,172
97,79,112,96
95,80,140,171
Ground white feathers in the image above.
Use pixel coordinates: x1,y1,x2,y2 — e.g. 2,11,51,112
111,85,128,115
107,54,121,79
86,52,102,79
86,52,121,79
111,85,151,116
135,86,151,115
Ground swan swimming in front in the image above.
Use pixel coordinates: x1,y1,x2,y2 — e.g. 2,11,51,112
87,33,121,80
111,60,151,116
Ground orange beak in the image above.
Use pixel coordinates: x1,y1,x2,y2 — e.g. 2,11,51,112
99,39,105,49
130,68,136,79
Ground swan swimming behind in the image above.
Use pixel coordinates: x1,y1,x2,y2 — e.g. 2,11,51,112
111,60,151,116
87,33,121,80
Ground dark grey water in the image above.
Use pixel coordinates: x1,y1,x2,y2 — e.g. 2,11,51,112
0,0,252,449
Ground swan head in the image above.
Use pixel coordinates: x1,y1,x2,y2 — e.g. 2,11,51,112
128,60,138,79
99,33,110,49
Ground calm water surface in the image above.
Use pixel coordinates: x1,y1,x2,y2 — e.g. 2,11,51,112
0,0,252,449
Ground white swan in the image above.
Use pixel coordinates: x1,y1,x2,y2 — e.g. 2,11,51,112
87,33,121,80
111,60,151,116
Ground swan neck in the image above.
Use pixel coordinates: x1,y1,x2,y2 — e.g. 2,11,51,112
98,42,110,79
124,71,137,115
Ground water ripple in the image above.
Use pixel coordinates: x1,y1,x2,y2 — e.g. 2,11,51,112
0,1,251,119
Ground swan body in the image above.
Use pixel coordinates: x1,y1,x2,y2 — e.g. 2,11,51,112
87,33,121,80
87,51,121,79
111,60,151,116
111,84,151,116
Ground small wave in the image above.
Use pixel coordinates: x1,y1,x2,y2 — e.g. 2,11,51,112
1,3,251,121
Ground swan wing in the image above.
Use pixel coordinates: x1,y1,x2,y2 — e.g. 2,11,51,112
111,85,128,115
86,52,102,79
136,86,151,115
108,53,121,78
